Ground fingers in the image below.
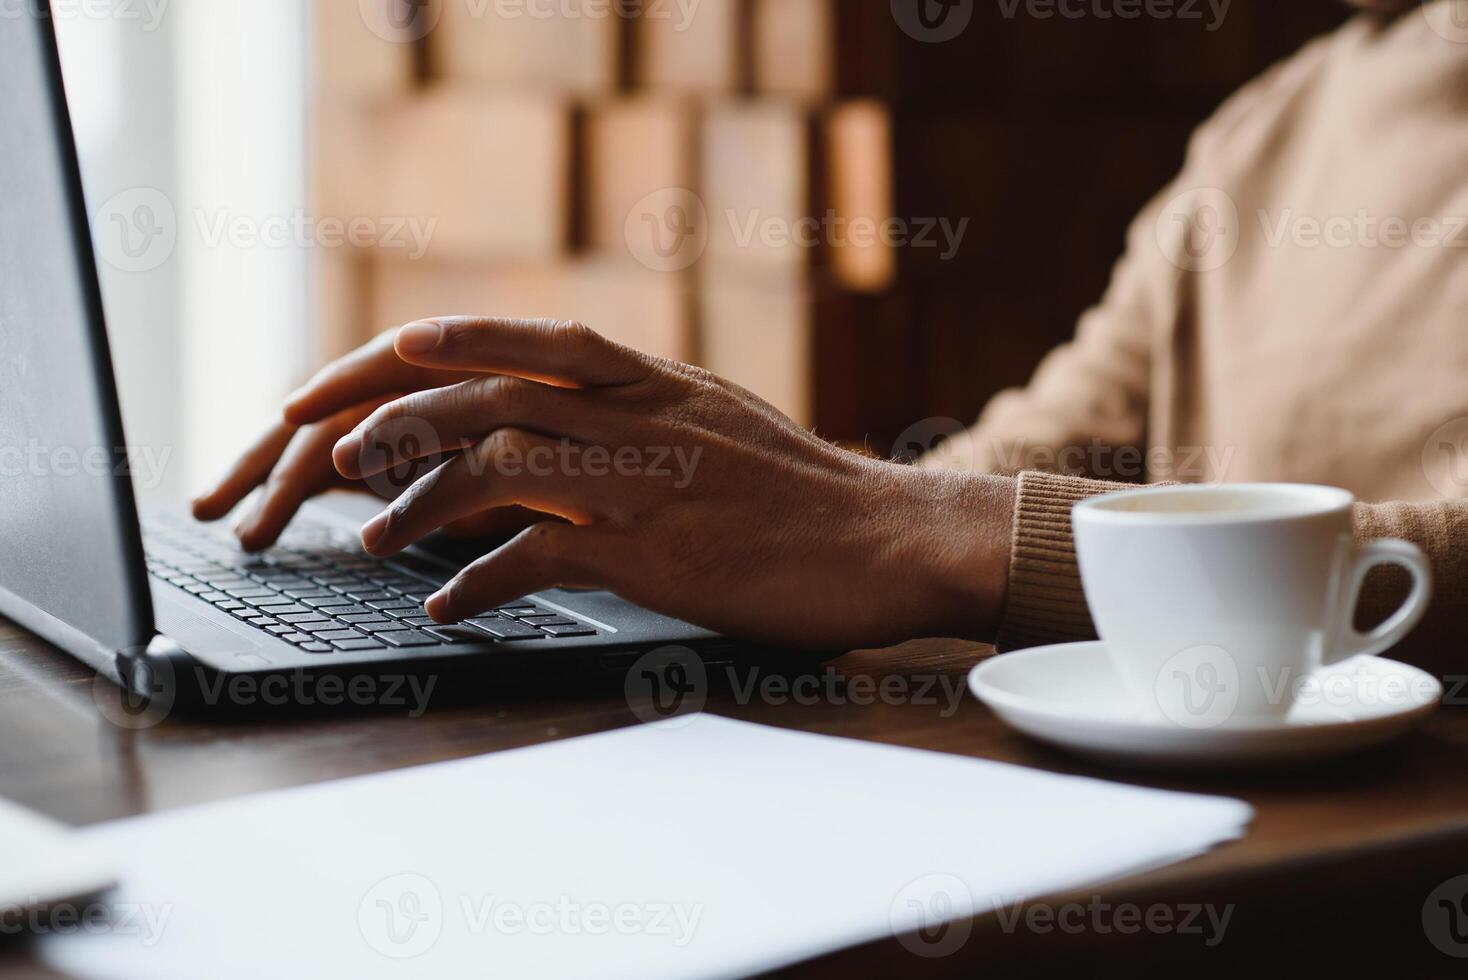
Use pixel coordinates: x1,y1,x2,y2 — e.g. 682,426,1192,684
234,400,391,551
361,428,632,557
233,423,350,552
283,330,475,427
332,375,615,481
425,522,626,622
394,317,658,389
192,422,297,521
441,506,544,540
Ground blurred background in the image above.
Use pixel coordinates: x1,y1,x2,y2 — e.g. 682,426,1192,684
53,0,1351,503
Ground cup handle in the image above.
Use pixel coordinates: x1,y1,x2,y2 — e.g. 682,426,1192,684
1326,538,1433,665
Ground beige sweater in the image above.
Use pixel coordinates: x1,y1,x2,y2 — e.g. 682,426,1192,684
940,4,1468,673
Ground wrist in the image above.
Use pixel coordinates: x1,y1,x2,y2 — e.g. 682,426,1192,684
869,463,1016,642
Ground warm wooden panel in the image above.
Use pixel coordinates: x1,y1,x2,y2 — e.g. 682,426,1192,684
826,99,894,293
316,0,416,102
699,269,812,425
378,91,572,260
635,0,741,93
431,0,619,93
583,97,697,254
372,254,692,361
751,0,832,101
702,101,812,271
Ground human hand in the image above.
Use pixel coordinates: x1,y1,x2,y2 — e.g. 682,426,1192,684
330,317,1016,650
192,329,535,550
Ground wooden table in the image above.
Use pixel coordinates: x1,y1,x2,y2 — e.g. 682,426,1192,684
2,615,1467,978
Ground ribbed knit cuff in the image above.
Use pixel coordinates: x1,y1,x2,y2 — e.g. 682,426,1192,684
994,471,1140,652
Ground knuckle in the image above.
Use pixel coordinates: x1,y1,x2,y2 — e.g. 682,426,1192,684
521,522,568,564
551,318,601,353
481,426,532,460
477,375,523,417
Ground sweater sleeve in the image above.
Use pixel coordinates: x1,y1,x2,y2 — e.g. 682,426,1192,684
997,471,1467,676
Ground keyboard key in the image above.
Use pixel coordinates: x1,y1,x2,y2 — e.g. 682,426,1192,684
366,598,419,612
279,612,327,624
425,626,497,645
357,622,408,634
302,622,353,635
299,643,334,654
247,616,276,627
256,604,309,616
540,624,597,638
216,600,247,612
330,638,387,651
398,616,439,627
317,629,364,642
345,591,394,603
519,615,575,626
303,596,352,608
265,624,295,636
337,613,387,625
283,589,336,600
279,633,313,644
379,630,442,648
226,587,275,599
467,618,545,640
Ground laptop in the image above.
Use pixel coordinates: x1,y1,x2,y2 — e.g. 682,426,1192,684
0,10,800,711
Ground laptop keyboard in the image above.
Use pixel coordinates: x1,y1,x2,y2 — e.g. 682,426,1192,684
141,514,598,654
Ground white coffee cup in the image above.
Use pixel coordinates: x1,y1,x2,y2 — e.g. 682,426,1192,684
1072,484,1432,728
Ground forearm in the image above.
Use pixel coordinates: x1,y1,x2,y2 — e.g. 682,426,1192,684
880,466,1017,643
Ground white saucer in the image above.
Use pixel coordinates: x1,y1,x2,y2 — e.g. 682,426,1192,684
969,641,1442,769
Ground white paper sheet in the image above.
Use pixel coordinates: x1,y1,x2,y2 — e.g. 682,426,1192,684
40,716,1251,979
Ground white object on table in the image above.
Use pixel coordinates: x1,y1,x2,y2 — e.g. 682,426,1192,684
971,641,1442,768
41,715,1252,979
0,797,114,914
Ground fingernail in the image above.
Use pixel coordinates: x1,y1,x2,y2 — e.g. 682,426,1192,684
361,513,389,552
333,434,360,475
397,320,443,355
424,590,451,622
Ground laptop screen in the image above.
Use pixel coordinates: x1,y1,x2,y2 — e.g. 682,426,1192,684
0,10,153,658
